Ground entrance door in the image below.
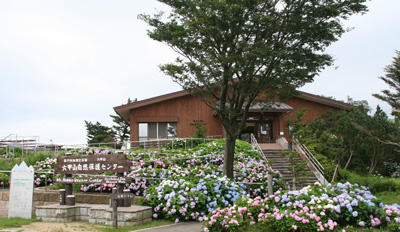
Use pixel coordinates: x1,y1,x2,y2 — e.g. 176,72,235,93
257,121,273,143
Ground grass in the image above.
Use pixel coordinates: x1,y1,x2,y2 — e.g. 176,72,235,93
376,191,400,205
0,217,174,232
99,219,174,232
0,217,38,229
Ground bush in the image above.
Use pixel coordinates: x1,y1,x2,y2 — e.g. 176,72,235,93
24,152,53,167
381,162,400,177
341,170,400,193
203,182,400,232
72,147,112,156
0,173,10,187
33,157,57,187
80,139,284,199
165,138,189,150
140,176,245,222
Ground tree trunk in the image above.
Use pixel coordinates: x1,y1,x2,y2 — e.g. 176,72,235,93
224,134,236,179
343,150,354,170
369,147,378,174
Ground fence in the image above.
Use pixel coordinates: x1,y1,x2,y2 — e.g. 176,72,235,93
0,136,224,159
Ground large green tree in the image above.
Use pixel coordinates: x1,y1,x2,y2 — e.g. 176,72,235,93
140,0,367,178
373,51,400,118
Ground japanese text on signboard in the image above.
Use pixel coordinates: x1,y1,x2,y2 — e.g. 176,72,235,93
54,154,131,174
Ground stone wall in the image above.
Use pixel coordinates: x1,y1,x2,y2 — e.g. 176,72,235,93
36,204,152,226
0,192,10,217
0,190,135,218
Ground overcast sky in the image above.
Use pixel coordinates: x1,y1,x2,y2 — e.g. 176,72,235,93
0,0,399,145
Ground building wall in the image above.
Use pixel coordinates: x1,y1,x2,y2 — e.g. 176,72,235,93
281,97,342,138
130,95,224,141
129,94,345,142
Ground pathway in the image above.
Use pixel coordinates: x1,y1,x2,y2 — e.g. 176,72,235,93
133,222,203,232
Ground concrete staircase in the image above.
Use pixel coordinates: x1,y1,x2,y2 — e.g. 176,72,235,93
263,150,318,190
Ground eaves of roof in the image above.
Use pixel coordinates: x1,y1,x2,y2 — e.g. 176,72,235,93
295,90,354,110
114,89,353,123
113,89,189,122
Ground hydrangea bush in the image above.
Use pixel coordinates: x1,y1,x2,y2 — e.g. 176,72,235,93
73,147,112,156
80,182,116,192
203,182,400,232
382,162,400,177
0,173,10,187
140,175,245,222
79,139,284,196
33,157,57,187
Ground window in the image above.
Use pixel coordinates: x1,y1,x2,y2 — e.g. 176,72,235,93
168,123,177,137
138,123,148,142
138,122,177,141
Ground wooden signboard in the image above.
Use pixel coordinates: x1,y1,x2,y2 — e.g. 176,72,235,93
55,176,132,184
54,154,131,174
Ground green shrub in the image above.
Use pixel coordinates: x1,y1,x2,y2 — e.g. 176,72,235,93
24,152,53,167
165,138,188,150
340,170,400,193
0,173,10,187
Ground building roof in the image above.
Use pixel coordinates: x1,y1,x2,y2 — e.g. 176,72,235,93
249,102,294,113
114,89,353,122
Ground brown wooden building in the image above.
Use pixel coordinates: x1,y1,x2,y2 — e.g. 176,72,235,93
113,89,352,144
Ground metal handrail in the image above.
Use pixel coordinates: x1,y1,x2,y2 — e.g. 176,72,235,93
250,133,270,167
293,137,328,184
0,134,17,143
293,138,324,174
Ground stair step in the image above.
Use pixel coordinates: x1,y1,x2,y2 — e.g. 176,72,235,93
262,148,322,189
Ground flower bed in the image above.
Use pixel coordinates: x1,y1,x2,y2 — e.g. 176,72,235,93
79,139,284,196
140,176,245,222
203,182,400,232
33,157,57,187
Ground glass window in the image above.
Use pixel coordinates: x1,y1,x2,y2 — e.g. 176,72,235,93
138,123,148,142
139,123,148,137
158,123,167,139
148,123,158,140
168,123,177,138
138,122,177,141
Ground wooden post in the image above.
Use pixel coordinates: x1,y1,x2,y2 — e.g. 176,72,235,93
123,189,131,207
111,188,117,207
59,189,66,205
64,153,73,201
111,188,118,229
66,195,75,206
268,174,273,196
112,197,118,229
117,173,124,206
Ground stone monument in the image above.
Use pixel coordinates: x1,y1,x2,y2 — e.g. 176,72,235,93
8,161,34,219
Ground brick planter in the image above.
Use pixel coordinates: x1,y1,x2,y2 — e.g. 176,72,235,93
36,204,152,226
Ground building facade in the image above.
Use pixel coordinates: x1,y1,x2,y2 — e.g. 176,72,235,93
114,90,352,144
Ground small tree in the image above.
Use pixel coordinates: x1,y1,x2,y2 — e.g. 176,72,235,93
84,120,116,145
140,0,368,178
373,51,400,118
110,98,137,143
191,124,208,139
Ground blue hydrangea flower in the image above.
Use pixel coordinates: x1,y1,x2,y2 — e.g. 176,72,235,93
352,211,358,217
